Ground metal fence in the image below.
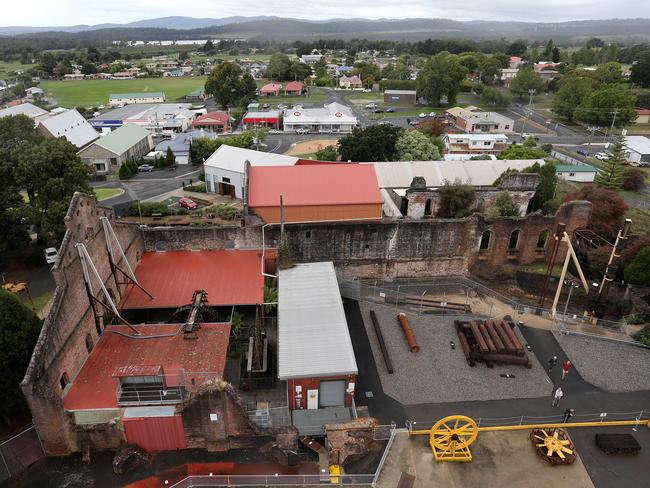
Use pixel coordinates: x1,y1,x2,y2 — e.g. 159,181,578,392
339,276,647,347
246,404,291,429
169,473,377,487
551,150,585,166
0,424,45,482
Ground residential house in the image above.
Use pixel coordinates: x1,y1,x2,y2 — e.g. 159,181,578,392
555,164,597,182
500,68,519,87
336,66,354,76
64,71,84,81
259,83,282,97
155,130,218,165
77,123,153,174
300,54,323,65
624,136,650,166
443,133,509,155
284,81,304,96
634,108,650,124
509,56,523,69
445,106,514,134
89,103,194,133
25,87,44,99
111,72,134,80
38,109,99,149
191,112,231,133
339,75,362,89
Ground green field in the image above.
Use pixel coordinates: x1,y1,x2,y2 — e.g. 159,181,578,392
94,188,123,201
41,77,208,108
0,60,36,77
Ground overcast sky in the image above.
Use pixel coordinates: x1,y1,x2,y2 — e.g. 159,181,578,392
3,0,650,26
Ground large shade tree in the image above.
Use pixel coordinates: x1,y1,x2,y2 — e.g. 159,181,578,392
205,62,257,109
416,51,467,106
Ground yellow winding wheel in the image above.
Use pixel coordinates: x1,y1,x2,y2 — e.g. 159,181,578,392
429,415,478,461
530,429,576,464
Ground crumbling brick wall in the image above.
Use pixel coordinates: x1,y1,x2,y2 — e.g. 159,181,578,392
20,193,144,455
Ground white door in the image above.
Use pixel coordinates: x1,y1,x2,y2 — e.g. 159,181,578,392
319,380,346,407
307,389,319,410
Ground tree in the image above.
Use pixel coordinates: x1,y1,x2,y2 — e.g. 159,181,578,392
395,130,441,161
416,118,447,137
205,62,256,109
574,84,637,128
630,53,650,88
480,86,512,107
178,51,189,61
544,40,554,61
352,62,381,86
490,191,520,217
498,145,548,160
507,40,528,57
416,51,467,106
551,76,594,121
201,40,215,53
80,62,96,75
595,62,624,85
572,47,598,66
552,47,561,63
436,180,476,218
621,167,646,191
509,67,544,100
314,145,337,161
266,52,292,80
624,247,650,286
595,134,626,189
165,147,176,167
586,38,604,49
636,91,650,109
563,185,627,241
458,53,481,73
337,125,403,162
479,57,502,84
0,289,42,416
526,161,557,213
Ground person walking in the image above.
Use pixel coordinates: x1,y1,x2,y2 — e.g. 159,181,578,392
561,360,572,380
552,386,563,407
562,408,574,423
548,356,558,373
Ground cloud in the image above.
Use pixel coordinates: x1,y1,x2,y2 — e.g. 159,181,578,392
3,0,649,26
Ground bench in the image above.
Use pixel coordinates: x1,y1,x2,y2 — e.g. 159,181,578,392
595,434,641,455
151,213,162,220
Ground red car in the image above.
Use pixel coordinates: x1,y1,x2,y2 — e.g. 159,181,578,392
178,197,198,210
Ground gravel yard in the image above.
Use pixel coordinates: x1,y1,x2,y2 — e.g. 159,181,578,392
553,332,650,392
358,302,551,405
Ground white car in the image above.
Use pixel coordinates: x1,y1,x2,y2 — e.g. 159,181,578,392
296,128,309,134
268,129,283,134
595,152,609,160
365,103,377,109
277,104,287,110
44,247,59,264
429,112,436,117
293,104,303,110
363,89,372,93
418,113,427,118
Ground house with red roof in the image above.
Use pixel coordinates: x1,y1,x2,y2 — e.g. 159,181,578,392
284,81,304,96
247,164,382,223
339,75,362,89
634,108,650,125
191,111,231,133
259,83,282,96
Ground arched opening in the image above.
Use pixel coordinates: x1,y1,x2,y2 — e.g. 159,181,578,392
424,199,432,217
479,230,491,252
537,229,549,250
85,333,94,353
508,229,520,253
60,372,70,391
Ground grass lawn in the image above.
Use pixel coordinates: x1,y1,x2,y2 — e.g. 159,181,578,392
0,60,36,77
626,207,650,236
342,91,381,101
41,77,208,108
94,188,123,201
32,291,54,314
293,152,319,159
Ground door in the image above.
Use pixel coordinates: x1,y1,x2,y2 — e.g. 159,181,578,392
319,380,346,407
307,389,319,410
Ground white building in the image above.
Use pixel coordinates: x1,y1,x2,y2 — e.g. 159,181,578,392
624,136,650,166
443,133,509,155
283,102,357,133
203,145,298,198
108,92,166,107
0,102,50,124
38,109,99,149
89,103,195,133
555,164,597,183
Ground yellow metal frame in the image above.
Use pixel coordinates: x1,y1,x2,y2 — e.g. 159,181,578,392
533,429,574,460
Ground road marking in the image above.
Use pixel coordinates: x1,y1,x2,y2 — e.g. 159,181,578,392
174,170,200,179
269,138,282,153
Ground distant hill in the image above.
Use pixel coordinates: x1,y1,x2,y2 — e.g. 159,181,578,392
2,16,650,43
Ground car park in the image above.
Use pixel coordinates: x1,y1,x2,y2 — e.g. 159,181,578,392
178,197,198,210
44,247,59,264
138,164,154,172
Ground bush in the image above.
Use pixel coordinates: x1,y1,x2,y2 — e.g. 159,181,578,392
634,325,650,346
185,184,206,193
201,204,238,220
624,246,650,286
621,167,646,191
126,201,170,217
119,160,138,179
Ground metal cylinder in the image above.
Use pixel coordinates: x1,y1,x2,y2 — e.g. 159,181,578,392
397,313,420,352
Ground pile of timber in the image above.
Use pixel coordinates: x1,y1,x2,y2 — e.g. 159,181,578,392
454,319,531,368
384,293,471,314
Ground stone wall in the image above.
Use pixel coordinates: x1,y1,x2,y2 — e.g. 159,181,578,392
20,193,144,455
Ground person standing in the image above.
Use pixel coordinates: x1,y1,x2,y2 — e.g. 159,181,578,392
562,408,574,423
562,360,572,380
548,356,558,373
552,386,563,407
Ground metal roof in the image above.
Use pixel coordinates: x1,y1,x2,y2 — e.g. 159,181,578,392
109,92,165,100
38,109,98,148
384,90,416,95
370,159,545,188
0,102,48,119
278,262,358,380
203,144,297,173
556,164,598,173
445,133,508,142
92,123,151,156
625,136,650,155
283,102,357,125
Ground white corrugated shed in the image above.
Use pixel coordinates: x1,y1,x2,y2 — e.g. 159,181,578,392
278,262,358,380
38,109,99,149
203,144,298,173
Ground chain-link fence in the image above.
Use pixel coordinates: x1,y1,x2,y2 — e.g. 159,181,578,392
0,424,45,482
246,403,291,430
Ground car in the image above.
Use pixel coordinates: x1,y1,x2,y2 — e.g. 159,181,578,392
409,120,420,126
268,129,283,134
138,164,154,172
372,108,384,113
429,112,436,117
378,121,395,126
44,247,59,265
296,128,309,134
365,103,377,109
277,103,287,110
98,105,105,110
261,103,270,109
363,88,372,93
418,113,427,118
385,107,396,113
293,104,303,110
521,133,539,141
595,152,609,160
576,148,590,156
178,197,198,210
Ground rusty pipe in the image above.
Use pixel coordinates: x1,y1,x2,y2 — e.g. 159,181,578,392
397,313,420,352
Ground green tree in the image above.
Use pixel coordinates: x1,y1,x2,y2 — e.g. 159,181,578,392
480,86,512,107
458,54,481,73
544,40,554,61
479,57,502,84
509,67,544,100
266,52,292,80
205,62,257,109
436,180,476,218
594,134,626,189
0,289,42,416
574,84,637,127
490,191,520,217
416,51,467,105
165,147,176,167
508,40,528,57
498,145,548,159
352,62,381,86
80,62,97,75
178,51,190,61
630,53,650,88
595,62,624,85
552,47,561,63
395,130,441,161
263,283,278,314
586,38,604,49
337,125,403,162
551,76,594,121
201,40,215,53
624,247,650,286
572,47,598,66
315,145,337,161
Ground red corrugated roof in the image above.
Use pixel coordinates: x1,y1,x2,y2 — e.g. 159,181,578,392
192,112,229,125
635,107,650,115
243,116,279,124
63,323,231,410
285,81,304,91
248,164,382,207
260,83,282,93
120,250,264,309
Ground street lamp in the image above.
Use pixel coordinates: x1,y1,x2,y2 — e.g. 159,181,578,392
586,126,599,160
562,279,580,330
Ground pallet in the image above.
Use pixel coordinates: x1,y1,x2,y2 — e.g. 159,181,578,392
595,434,641,455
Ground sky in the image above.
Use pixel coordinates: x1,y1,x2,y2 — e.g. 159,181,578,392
3,0,650,26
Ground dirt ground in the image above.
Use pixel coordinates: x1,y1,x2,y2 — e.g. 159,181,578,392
285,139,339,156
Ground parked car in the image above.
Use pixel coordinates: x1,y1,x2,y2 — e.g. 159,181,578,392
418,113,427,118
521,133,539,141
268,129,283,134
409,120,420,126
365,103,377,109
576,148,590,156
44,247,59,265
178,197,198,210
372,108,384,113
595,152,609,160
385,107,396,113
363,88,372,93
277,103,287,110
261,103,270,109
429,112,436,117
293,104,303,110
138,164,154,172
296,128,309,134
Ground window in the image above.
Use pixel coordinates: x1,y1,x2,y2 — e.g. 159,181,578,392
504,125,510,130
484,141,491,146
85,333,94,353
110,158,118,166
569,172,576,177
60,372,70,390
537,230,549,250
305,231,311,239
508,230,520,253
479,230,491,251
424,199,432,217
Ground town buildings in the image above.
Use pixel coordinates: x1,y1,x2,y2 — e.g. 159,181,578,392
191,112,231,133
555,164,597,182
282,102,357,133
154,130,218,165
241,110,281,129
89,103,195,133
77,123,153,173
339,75,363,89
624,136,650,166
383,90,417,105
443,133,509,155
109,92,166,107
446,106,515,134
37,109,99,149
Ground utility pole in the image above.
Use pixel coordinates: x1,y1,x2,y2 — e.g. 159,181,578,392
279,193,285,240
596,219,632,312
603,109,619,144
527,88,536,108
585,126,599,160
